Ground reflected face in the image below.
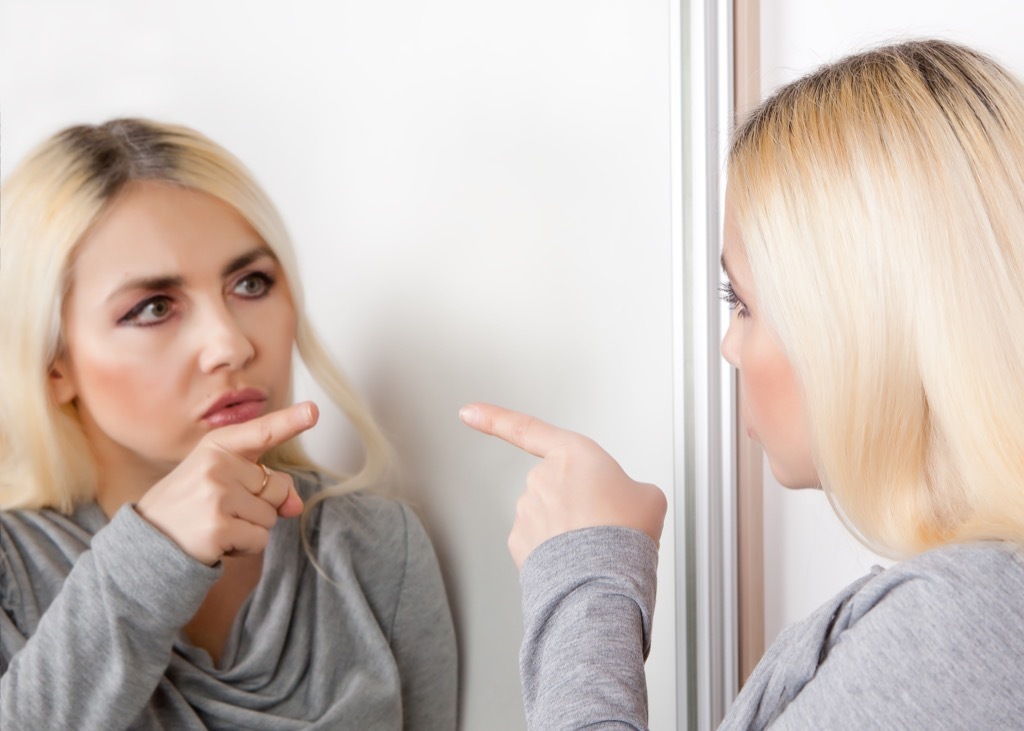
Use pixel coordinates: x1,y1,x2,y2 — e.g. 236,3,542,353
52,181,297,488
719,197,818,488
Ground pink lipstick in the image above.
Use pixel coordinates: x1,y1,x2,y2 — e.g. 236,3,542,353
202,388,267,428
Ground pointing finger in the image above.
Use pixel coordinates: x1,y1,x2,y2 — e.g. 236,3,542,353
459,403,571,458
209,401,319,462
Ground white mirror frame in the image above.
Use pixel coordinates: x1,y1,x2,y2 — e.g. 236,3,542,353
671,0,738,727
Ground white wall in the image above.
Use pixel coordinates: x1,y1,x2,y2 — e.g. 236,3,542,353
0,2,679,728
758,0,1024,646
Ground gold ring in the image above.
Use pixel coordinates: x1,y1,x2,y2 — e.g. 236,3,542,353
255,463,272,497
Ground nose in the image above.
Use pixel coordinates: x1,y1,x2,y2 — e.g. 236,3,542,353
720,315,740,368
197,302,256,373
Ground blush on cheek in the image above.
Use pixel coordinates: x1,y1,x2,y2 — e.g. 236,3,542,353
744,355,796,429
72,348,177,441
741,330,817,487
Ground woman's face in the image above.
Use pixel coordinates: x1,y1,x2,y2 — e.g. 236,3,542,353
719,198,819,488
51,181,297,489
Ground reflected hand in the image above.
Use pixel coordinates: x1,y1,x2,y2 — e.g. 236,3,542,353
460,402,667,569
136,401,318,565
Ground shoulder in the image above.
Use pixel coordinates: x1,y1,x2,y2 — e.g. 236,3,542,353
813,541,1024,723
0,506,97,627
732,542,1024,729
839,541,1024,634
841,540,1024,653
727,542,1024,730
0,506,95,573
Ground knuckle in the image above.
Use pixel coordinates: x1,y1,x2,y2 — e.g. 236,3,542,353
644,483,668,512
210,512,232,535
254,419,276,451
198,462,221,486
280,473,296,495
252,531,270,553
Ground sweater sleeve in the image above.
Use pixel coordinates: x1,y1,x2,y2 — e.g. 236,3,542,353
388,503,458,731
0,504,220,729
518,526,659,730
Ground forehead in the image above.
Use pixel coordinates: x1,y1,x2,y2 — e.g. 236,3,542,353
71,181,263,287
720,195,749,282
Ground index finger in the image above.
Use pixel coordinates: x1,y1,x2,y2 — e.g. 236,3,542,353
208,401,319,462
459,402,570,458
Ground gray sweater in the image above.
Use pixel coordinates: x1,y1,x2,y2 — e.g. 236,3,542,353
519,527,1024,729
0,470,457,729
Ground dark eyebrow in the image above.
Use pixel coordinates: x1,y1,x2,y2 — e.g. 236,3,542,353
106,275,184,303
105,247,276,304
222,247,276,278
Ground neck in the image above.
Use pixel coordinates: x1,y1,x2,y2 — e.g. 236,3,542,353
93,457,172,519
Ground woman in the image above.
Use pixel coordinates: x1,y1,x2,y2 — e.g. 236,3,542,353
0,119,457,729
462,39,1024,728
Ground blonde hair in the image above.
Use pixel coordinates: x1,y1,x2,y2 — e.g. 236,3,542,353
0,118,394,514
729,40,1024,557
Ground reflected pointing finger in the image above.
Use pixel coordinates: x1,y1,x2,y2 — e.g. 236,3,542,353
212,401,319,462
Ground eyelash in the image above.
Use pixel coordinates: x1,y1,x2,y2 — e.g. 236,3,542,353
233,271,276,299
718,281,748,318
118,271,277,327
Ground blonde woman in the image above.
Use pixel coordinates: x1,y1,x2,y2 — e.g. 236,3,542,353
0,119,457,729
462,39,1024,728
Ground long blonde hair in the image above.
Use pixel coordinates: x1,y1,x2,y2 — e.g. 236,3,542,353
0,118,394,514
729,40,1024,557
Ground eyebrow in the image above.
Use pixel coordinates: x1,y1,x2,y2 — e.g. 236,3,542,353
720,253,734,282
222,247,276,278
105,246,276,303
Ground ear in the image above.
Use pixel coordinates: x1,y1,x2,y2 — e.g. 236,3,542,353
49,357,78,405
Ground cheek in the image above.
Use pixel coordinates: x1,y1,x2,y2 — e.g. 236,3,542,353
248,299,297,385
267,301,296,352
739,328,803,444
739,328,817,486
63,335,191,463
72,342,180,418
740,345,796,432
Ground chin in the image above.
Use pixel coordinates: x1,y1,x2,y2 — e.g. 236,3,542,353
766,460,821,490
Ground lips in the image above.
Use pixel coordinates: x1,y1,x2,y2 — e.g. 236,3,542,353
202,388,267,428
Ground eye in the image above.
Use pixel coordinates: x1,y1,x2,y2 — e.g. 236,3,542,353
120,296,175,326
718,281,748,318
233,272,275,299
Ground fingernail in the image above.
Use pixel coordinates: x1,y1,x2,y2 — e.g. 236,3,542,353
459,405,480,427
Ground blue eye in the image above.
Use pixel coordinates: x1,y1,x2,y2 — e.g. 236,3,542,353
718,281,748,318
233,272,274,298
120,296,175,326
